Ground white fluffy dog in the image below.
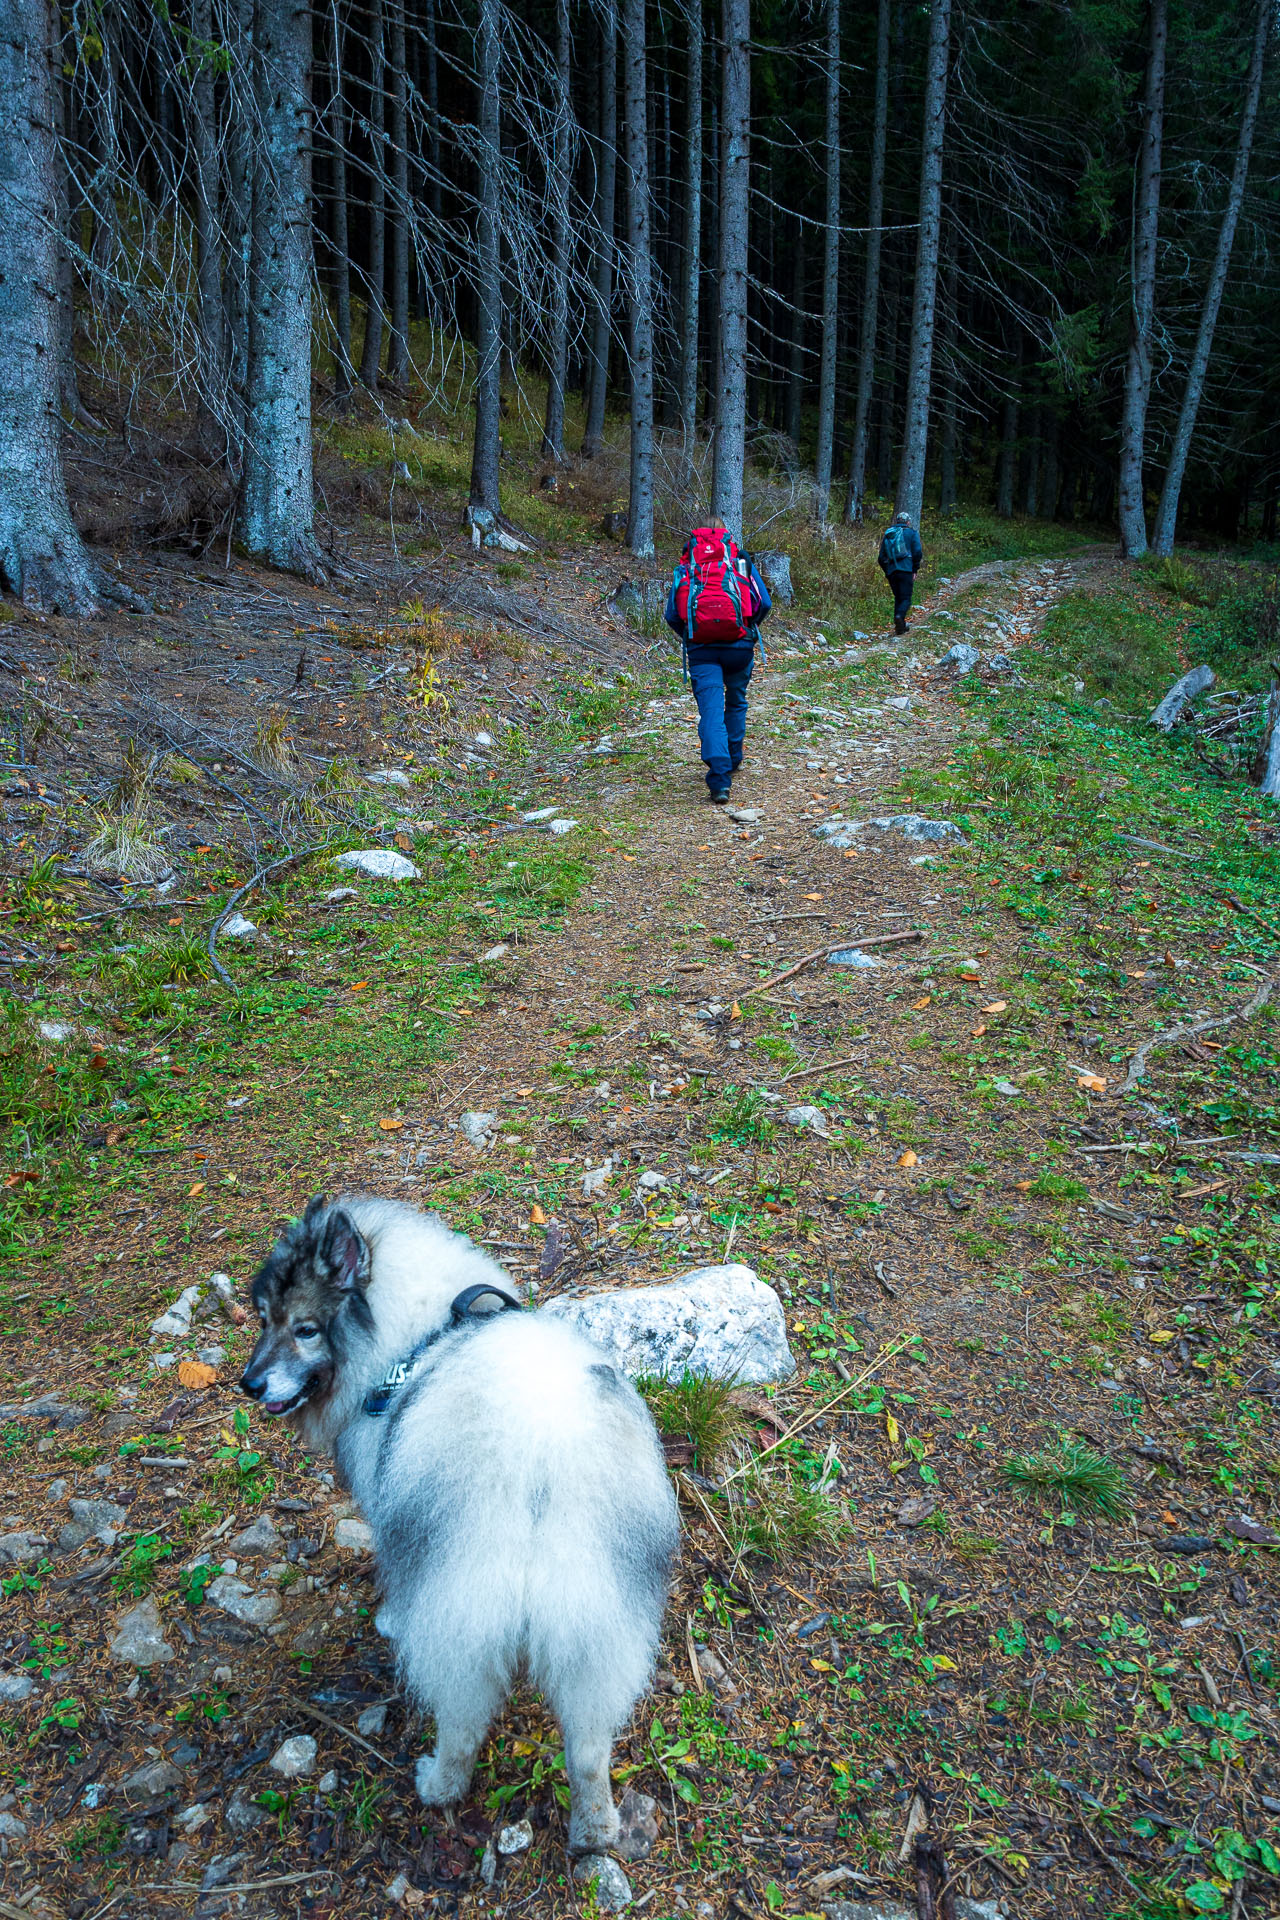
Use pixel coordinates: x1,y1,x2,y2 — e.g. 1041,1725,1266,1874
239,1194,678,1854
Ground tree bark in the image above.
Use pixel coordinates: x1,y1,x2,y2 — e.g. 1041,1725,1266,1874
384,0,411,386
677,0,703,479
711,0,749,538
223,0,254,466
582,0,617,459
324,0,354,400
846,0,888,521
1116,0,1168,558
358,0,387,387
423,0,442,221
938,254,958,514
469,0,502,512
192,0,227,458
1152,0,1269,555
785,220,805,450
996,387,1017,518
894,0,951,527
622,0,655,556
0,0,122,612
812,0,840,523
235,0,327,579
541,0,572,460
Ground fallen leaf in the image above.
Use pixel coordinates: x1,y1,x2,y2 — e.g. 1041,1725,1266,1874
971,1024,987,1037
1014,1178,1033,1191
981,1000,1007,1014
802,892,823,901
351,980,368,991
623,853,637,861
378,1117,405,1131
516,1085,535,1097
959,970,981,982
167,916,182,927
105,1125,128,1146
88,1052,109,1073
808,1658,833,1672
177,1360,217,1390
187,1181,205,1197
886,1412,900,1447
762,1200,784,1214
912,995,932,1010
1127,969,1147,979
729,1001,742,1019
897,1149,918,1168
3,1172,39,1189
1077,1072,1107,1093
929,1653,958,1672
394,831,412,851
1150,1330,1177,1344
530,1203,547,1225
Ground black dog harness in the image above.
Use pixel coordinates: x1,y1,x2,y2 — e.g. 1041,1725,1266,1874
362,1282,525,1416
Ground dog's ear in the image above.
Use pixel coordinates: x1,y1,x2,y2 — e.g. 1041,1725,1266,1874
316,1206,371,1293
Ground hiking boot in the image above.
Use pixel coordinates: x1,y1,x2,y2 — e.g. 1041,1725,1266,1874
894,616,907,635
709,788,730,804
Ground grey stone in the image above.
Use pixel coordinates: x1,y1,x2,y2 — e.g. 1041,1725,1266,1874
355,1702,387,1738
325,886,359,903
543,1263,795,1385
480,943,509,963
332,849,420,882
196,1346,226,1368
725,805,762,823
367,769,413,789
985,653,1018,674
991,1078,1023,1098
615,1789,660,1862
230,1513,280,1558
937,642,981,674
496,1817,534,1854
225,1790,267,1832
637,1168,670,1192
0,1674,34,1703
317,1769,339,1794
582,1159,613,1195
0,1812,28,1838
269,1735,317,1779
150,1282,203,1340
47,1478,67,1501
573,1854,632,1911
333,1516,374,1554
786,1104,830,1136
0,1532,46,1565
206,1575,282,1629
814,813,965,851
109,1596,176,1667
387,1872,413,1904
460,1110,496,1150
0,1394,89,1429
755,551,793,603
896,1494,936,1527
1151,663,1215,731
61,1498,126,1553
827,947,883,970
548,817,578,836
220,912,257,941
125,1760,183,1797
822,1905,915,1920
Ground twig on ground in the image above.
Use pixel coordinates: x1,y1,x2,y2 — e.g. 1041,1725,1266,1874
777,1054,866,1085
294,1699,392,1766
208,847,320,988
741,930,924,1000
1113,967,1279,1095
719,1333,915,1486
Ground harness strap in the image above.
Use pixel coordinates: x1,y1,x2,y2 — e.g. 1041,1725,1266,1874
362,1282,524,1415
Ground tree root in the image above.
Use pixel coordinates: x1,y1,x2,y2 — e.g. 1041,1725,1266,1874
1113,967,1279,1096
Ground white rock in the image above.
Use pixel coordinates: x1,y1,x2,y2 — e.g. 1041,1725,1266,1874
786,1104,829,1136
39,1020,74,1043
543,1263,795,1385
582,1159,613,1195
991,1078,1023,1098
884,695,912,710
230,1512,280,1558
220,912,257,941
497,1817,534,1854
356,1702,387,1737
387,1872,412,1905
548,817,578,836
0,1673,34,1702
826,947,882,969
367,769,413,788
332,849,420,882
725,805,762,823
521,806,559,822
480,943,509,962
573,1854,632,1911
177,1803,214,1835
196,1345,225,1367
317,1769,339,1793
637,1169,670,1192
334,1516,374,1554
150,1282,202,1340
269,1734,318,1779
109,1596,175,1667
460,1110,496,1150
814,814,965,850
0,1531,46,1565
206,1574,282,1629
474,731,494,747
937,642,981,674
0,1812,28,1838
325,887,359,903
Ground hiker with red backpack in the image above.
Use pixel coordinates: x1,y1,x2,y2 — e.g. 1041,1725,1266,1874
665,527,772,803
877,511,924,634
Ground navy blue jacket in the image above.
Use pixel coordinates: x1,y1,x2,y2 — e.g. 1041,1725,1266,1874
664,562,772,641
877,524,923,576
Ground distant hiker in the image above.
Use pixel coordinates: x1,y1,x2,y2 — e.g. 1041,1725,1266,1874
666,527,772,803
878,510,923,635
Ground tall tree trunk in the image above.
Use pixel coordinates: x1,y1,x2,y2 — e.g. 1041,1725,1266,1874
1153,0,1269,555
384,0,410,385
235,0,326,579
846,0,888,521
1117,0,1168,558
582,0,617,460
423,0,442,220
1041,405,1060,520
469,0,502,511
0,0,119,612
223,0,254,466
785,220,805,449
894,0,951,526
622,0,655,556
325,0,354,400
938,254,958,515
541,0,572,459
192,0,227,459
812,0,840,522
358,0,387,387
678,0,702,478
711,0,749,537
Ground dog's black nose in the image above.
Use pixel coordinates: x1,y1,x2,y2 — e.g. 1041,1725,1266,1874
239,1371,265,1399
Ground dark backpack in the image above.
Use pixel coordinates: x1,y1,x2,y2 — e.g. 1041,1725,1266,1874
672,527,754,643
882,523,912,568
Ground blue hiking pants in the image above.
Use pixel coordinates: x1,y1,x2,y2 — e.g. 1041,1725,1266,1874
687,642,755,791
887,568,915,624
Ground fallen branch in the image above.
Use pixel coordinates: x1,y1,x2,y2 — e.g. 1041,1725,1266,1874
719,1332,915,1486
294,1698,392,1767
741,929,924,1000
1113,968,1280,1096
776,1053,866,1085
207,847,321,988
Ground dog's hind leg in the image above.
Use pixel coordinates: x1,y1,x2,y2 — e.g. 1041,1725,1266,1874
414,1667,506,1809
560,1710,621,1856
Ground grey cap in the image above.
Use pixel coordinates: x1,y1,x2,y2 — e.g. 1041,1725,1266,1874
894,510,912,525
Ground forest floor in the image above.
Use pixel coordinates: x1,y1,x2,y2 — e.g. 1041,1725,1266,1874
1,505,1279,1920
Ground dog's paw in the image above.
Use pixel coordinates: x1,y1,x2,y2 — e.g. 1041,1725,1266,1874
415,1754,465,1807
568,1802,620,1857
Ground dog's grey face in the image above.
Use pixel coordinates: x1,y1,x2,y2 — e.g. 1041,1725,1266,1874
240,1198,373,1416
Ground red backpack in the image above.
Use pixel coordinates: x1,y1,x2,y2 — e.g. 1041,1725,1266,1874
672,526,753,643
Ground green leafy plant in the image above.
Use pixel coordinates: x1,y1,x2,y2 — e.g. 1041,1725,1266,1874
112,1532,173,1597
180,1562,216,1607
710,1086,777,1145
1001,1436,1131,1520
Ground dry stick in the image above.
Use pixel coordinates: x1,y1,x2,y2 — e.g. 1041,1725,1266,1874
777,1053,866,1086
1113,967,1279,1096
294,1698,393,1767
207,847,320,988
741,930,924,1001
719,1333,915,1487
126,1872,336,1898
